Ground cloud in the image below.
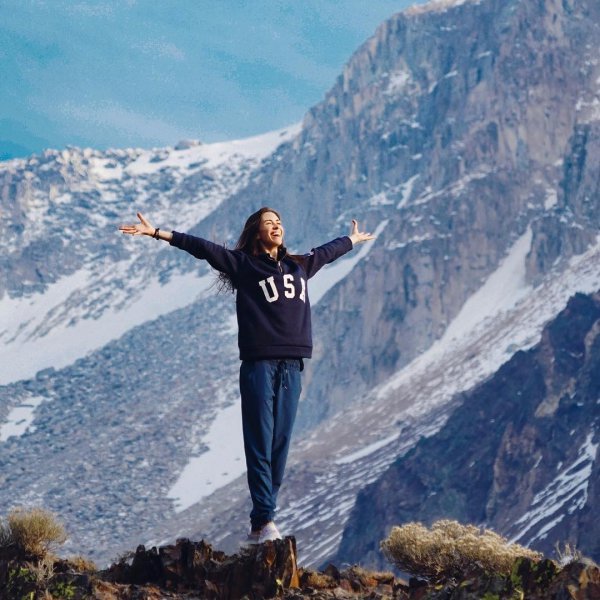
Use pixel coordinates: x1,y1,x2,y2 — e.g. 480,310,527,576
133,40,185,61
66,2,114,18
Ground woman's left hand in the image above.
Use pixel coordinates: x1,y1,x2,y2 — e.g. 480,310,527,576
349,219,375,245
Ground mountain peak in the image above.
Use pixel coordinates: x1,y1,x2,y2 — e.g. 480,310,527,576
406,0,481,15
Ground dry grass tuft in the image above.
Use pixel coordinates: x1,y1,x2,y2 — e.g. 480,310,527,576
381,519,542,581
0,507,67,558
555,542,585,567
345,565,395,586
66,555,98,573
299,569,337,589
24,556,56,584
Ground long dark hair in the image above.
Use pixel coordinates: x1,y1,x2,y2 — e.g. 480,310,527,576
218,206,282,293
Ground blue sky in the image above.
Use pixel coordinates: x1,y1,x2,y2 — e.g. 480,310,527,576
1,0,424,159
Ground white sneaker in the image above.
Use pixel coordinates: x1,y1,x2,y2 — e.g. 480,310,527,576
240,521,282,547
258,521,282,543
240,530,260,547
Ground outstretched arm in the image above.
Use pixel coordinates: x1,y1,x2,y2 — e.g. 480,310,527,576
301,218,376,278
348,219,375,246
119,211,244,276
119,212,173,241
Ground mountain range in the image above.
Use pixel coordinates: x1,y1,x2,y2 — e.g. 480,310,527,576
0,0,598,568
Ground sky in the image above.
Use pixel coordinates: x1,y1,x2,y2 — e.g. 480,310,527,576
0,0,426,160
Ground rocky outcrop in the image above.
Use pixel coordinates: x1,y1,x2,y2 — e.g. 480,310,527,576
1,537,599,599
336,291,600,567
105,537,300,598
0,537,399,599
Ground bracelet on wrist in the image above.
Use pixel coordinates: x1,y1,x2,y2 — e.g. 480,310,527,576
153,228,160,240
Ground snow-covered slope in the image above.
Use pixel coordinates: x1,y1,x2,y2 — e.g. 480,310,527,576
0,268,212,385
509,431,598,546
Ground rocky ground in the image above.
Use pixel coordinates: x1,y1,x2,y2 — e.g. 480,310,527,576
1,537,598,599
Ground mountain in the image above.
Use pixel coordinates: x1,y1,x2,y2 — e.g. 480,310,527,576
1,0,599,567
335,290,600,568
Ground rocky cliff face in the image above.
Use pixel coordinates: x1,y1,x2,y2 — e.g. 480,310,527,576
336,290,600,567
2,0,600,568
227,0,600,428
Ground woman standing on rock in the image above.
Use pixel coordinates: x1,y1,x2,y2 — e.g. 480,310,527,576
119,207,374,544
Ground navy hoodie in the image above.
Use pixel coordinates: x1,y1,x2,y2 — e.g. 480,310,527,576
170,231,353,360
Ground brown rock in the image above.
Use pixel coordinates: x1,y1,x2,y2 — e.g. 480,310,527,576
105,536,300,599
548,561,600,600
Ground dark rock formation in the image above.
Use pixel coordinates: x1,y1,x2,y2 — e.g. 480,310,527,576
105,536,300,599
336,291,600,567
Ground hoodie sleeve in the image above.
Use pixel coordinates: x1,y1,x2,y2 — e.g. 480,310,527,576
299,236,353,279
170,231,244,276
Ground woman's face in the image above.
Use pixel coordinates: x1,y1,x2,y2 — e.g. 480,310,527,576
257,211,284,251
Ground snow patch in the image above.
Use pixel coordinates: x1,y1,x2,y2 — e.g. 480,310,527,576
89,158,124,181
126,125,301,176
386,232,442,251
407,0,480,14
510,431,598,544
378,227,532,405
442,227,532,343
413,170,490,206
368,191,393,206
168,393,245,512
397,174,420,209
334,431,399,465
545,188,558,210
0,269,212,385
574,97,600,123
386,69,411,94
0,395,45,441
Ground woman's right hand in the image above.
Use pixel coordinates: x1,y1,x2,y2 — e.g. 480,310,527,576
119,212,155,237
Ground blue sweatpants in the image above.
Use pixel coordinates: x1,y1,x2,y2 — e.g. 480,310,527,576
239,359,302,530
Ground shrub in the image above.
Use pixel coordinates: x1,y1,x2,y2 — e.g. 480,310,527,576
381,519,542,582
0,507,67,558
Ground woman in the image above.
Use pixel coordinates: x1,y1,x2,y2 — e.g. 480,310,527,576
119,207,374,544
